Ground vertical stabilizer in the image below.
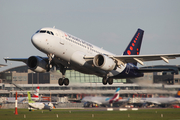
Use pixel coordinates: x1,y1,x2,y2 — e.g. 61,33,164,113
109,88,120,103
27,92,35,103
32,86,39,98
113,87,120,99
123,29,144,65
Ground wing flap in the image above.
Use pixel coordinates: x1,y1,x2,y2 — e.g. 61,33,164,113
114,53,180,65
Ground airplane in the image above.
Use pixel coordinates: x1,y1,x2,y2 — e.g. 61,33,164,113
4,27,180,86
81,88,129,107
27,91,53,111
140,89,180,106
6,86,39,103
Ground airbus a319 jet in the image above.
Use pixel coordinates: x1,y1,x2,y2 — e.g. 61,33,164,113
4,27,180,86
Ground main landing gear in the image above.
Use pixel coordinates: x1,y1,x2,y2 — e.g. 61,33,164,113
58,64,69,86
102,77,113,85
58,78,69,86
47,54,70,86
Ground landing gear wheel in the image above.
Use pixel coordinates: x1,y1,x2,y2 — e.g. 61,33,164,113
58,78,63,86
46,64,51,72
107,78,113,85
64,78,69,86
102,77,107,85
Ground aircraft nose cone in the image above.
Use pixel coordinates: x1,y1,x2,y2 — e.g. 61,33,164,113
31,34,41,48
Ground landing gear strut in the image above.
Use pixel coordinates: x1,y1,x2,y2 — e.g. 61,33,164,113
102,77,107,85
107,78,113,85
47,53,54,72
58,64,69,86
102,77,113,85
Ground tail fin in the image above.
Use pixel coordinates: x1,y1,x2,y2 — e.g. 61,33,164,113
175,89,180,98
123,29,144,65
32,86,39,98
109,88,120,103
27,92,35,103
113,87,120,99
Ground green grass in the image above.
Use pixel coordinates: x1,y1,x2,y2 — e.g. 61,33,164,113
0,108,180,120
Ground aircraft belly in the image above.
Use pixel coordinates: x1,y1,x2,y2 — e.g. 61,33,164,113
108,64,127,77
70,62,107,77
112,64,144,79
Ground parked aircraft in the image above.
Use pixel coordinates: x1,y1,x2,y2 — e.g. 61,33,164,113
6,86,39,103
140,89,180,106
81,88,129,107
27,91,53,111
4,27,180,86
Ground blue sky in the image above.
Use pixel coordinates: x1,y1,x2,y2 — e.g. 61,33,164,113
1,0,180,71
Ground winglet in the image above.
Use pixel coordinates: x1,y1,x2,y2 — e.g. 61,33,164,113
4,58,8,63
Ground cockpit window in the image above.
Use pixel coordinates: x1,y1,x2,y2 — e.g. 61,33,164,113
40,30,46,33
37,30,54,36
47,31,50,34
51,32,54,35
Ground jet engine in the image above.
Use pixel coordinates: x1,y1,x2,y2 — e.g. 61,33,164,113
27,56,48,72
93,54,116,71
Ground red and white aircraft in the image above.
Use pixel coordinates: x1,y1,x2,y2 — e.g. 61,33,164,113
6,86,40,103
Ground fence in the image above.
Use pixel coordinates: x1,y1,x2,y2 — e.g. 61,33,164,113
0,103,84,109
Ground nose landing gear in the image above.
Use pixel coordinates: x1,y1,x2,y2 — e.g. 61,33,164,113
47,53,54,72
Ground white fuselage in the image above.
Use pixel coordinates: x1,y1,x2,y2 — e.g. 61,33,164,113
140,97,180,104
82,96,110,105
29,102,53,110
31,28,126,77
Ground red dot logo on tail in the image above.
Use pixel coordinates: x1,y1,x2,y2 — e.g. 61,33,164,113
127,50,131,55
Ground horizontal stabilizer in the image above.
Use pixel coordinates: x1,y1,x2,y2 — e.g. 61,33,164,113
137,68,175,73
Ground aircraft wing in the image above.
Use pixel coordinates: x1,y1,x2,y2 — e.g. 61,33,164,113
81,97,103,105
18,98,27,103
4,58,28,64
114,53,180,65
4,57,49,64
90,101,103,105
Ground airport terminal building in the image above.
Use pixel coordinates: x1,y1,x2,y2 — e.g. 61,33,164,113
0,65,180,102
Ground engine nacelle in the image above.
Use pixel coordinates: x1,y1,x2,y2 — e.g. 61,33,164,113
27,56,48,72
93,54,116,71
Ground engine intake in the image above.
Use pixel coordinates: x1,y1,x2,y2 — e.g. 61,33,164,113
27,56,48,72
93,54,116,71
